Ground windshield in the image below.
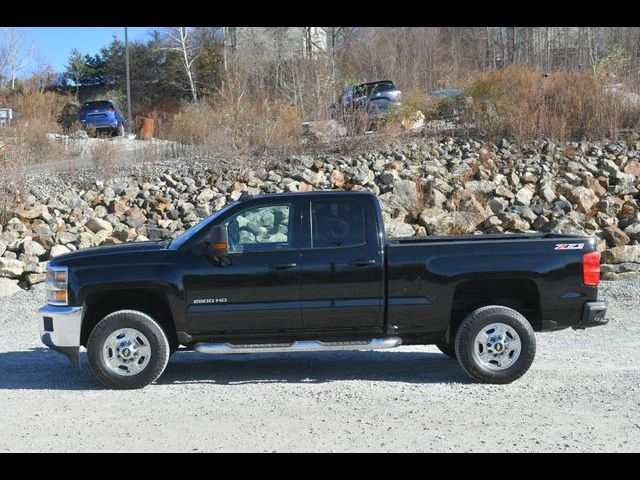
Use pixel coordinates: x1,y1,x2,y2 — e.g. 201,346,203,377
169,201,238,250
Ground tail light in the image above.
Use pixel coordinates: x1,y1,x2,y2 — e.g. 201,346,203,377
78,109,86,116
583,251,600,286
107,107,115,112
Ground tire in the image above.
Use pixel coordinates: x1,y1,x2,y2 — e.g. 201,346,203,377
454,305,536,384
87,310,170,390
436,341,457,359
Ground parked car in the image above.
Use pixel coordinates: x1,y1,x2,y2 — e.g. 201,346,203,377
78,100,128,137
332,80,403,124
39,191,607,389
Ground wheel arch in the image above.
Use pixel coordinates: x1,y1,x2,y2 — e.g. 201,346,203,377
446,278,542,342
80,287,178,349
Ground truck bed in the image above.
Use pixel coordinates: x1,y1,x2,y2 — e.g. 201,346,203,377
384,231,598,336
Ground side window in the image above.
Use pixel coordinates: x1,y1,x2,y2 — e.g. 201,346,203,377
224,204,292,252
312,200,365,248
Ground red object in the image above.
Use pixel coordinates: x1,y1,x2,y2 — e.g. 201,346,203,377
107,106,115,112
583,251,600,286
78,109,86,115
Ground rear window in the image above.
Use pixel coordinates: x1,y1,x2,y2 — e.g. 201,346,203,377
82,101,113,110
312,200,365,248
355,82,396,95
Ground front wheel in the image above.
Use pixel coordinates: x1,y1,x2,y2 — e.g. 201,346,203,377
454,306,536,384
87,310,170,389
435,341,457,359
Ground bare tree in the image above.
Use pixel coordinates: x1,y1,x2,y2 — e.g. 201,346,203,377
0,43,7,86
2,27,34,89
163,27,201,102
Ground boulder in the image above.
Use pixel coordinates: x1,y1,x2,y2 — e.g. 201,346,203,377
0,258,24,278
566,186,599,213
293,168,323,187
351,166,375,186
514,185,535,206
400,110,425,132
499,212,530,231
494,185,515,200
623,222,640,241
50,245,71,257
331,170,346,188
302,120,346,141
601,245,640,264
604,226,630,247
383,218,415,238
623,160,640,176
393,179,420,210
425,188,447,208
21,237,46,257
584,177,607,197
0,278,21,297
379,170,400,186
85,218,113,234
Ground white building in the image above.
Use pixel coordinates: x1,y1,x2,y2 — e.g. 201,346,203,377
227,27,329,63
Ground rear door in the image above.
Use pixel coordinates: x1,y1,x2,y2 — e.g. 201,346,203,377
300,195,384,332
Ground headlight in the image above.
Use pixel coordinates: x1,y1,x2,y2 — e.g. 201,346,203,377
45,265,68,305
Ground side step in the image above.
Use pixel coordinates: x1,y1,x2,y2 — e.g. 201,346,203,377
193,337,402,355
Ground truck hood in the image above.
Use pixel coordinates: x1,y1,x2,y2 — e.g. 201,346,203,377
49,241,166,266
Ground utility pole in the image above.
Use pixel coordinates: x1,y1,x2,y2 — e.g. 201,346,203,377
125,27,133,135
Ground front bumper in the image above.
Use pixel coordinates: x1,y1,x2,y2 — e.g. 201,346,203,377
38,305,83,367
573,301,608,329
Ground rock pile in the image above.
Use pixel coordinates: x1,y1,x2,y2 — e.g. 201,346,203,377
3,135,640,292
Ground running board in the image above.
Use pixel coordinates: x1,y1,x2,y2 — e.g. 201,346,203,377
193,337,402,355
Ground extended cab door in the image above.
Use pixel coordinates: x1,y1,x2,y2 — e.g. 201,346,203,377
182,198,304,336
300,195,384,332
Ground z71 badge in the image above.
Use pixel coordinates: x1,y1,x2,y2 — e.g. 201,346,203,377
554,243,584,250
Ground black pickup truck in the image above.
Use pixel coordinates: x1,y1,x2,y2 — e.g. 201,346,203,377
39,191,608,389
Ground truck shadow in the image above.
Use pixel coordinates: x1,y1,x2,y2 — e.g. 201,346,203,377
160,350,471,385
0,348,470,390
0,348,95,390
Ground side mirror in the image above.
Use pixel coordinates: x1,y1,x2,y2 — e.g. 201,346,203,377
205,225,230,261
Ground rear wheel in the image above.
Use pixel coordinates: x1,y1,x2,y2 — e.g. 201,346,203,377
87,310,170,389
454,306,536,384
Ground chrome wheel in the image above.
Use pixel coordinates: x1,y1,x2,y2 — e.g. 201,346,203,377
102,328,151,376
473,322,521,371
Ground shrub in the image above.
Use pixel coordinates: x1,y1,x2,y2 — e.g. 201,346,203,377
467,65,640,142
89,141,122,179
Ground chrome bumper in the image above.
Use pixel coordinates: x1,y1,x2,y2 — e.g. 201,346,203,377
38,305,83,367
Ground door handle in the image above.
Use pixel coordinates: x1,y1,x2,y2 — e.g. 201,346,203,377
349,259,376,267
269,262,298,270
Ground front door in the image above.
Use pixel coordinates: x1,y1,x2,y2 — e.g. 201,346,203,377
183,200,303,336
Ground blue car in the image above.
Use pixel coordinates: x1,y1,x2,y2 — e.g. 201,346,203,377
78,100,128,136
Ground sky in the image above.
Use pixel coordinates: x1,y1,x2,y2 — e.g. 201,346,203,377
18,27,157,76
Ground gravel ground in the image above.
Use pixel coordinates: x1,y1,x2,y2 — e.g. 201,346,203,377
1,280,639,452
